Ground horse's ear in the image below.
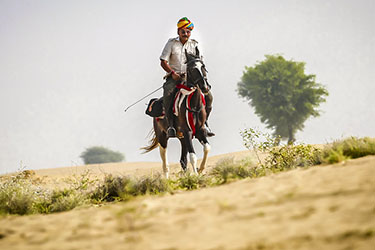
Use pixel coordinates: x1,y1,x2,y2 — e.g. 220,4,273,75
185,49,193,63
195,47,200,57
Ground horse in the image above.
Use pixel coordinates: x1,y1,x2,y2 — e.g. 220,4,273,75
143,48,211,178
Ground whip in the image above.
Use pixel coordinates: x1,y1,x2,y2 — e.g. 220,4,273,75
124,85,163,112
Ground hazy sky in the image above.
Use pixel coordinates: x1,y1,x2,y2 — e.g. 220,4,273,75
1,0,374,174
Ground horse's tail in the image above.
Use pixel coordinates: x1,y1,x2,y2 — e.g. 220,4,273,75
141,129,159,153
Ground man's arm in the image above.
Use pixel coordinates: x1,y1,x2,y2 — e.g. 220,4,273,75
160,59,180,81
160,59,172,73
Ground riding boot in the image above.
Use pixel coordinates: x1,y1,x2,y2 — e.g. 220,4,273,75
165,101,177,137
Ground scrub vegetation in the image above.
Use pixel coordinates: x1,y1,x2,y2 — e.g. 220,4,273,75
1,132,374,216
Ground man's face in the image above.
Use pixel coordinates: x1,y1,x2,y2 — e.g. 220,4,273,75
178,28,191,43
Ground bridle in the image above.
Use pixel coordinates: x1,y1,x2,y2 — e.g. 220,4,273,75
186,58,209,93
184,57,208,114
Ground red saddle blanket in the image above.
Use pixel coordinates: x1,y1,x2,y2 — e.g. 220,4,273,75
173,84,206,136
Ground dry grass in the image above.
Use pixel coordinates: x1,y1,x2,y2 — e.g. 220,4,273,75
1,136,374,216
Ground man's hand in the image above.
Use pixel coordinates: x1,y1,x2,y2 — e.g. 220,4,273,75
171,71,181,81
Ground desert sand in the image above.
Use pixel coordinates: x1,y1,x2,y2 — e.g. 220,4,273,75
0,151,374,250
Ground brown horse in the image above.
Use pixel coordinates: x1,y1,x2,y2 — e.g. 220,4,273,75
143,49,211,178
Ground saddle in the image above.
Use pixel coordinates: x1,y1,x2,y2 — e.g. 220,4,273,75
145,84,205,136
145,84,199,118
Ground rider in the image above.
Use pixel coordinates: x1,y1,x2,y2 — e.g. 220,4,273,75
160,17,214,138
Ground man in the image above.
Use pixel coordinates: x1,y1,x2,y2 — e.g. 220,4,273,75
160,17,214,137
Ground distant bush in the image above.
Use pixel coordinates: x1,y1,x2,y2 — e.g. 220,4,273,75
80,146,125,164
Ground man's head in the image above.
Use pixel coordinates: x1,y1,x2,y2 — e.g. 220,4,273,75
177,17,194,44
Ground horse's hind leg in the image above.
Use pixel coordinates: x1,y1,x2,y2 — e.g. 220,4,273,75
196,130,211,173
179,138,188,172
159,145,169,178
158,133,169,178
199,143,211,173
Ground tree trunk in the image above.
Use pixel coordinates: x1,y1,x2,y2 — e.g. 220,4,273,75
274,136,281,146
287,126,295,145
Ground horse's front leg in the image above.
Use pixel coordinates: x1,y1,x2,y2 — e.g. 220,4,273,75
179,138,188,172
196,130,211,173
183,131,198,174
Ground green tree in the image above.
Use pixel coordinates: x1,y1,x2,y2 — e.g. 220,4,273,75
237,55,328,144
80,146,125,164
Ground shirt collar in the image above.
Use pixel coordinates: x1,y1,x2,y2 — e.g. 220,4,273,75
174,36,191,44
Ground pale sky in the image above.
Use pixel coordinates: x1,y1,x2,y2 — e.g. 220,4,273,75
1,0,374,174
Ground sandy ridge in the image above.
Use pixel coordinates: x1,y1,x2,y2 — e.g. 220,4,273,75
0,154,374,250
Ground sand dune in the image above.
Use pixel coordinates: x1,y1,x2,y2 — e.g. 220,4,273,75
31,150,254,186
34,150,253,177
0,152,374,250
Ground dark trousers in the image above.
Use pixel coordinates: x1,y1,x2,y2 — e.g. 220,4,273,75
163,77,179,122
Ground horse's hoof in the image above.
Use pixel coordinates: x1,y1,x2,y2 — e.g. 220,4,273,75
207,131,215,137
204,128,215,137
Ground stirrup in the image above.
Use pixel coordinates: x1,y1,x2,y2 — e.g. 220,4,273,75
167,127,177,138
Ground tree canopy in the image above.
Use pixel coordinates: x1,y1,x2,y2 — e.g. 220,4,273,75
237,55,328,143
80,146,125,164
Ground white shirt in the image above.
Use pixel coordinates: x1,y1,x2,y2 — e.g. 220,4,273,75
160,37,199,74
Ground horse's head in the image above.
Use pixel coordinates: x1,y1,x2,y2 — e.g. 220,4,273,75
185,48,210,94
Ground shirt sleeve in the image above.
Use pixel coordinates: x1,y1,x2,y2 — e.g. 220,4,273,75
160,39,173,62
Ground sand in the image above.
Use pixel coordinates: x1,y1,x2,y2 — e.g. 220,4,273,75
0,151,374,250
